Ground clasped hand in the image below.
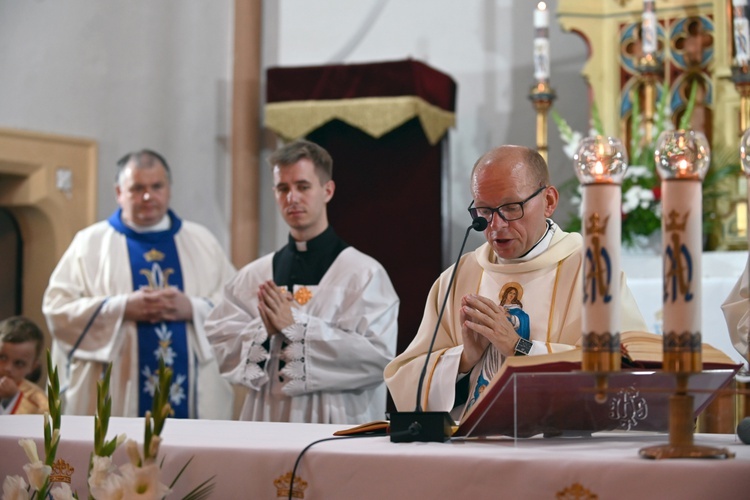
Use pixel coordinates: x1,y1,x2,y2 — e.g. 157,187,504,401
0,376,19,399
257,279,295,336
124,287,194,323
458,293,519,373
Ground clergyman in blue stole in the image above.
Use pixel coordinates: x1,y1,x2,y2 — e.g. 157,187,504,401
108,209,190,418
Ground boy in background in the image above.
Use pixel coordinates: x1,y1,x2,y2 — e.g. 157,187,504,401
0,316,48,415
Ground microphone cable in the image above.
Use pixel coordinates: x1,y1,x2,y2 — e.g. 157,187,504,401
286,433,384,500
414,216,488,411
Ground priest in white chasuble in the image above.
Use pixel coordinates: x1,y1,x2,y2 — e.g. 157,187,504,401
385,145,647,416
721,263,750,360
205,140,399,424
43,150,236,419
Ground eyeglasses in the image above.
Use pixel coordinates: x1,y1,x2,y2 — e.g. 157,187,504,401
468,185,547,223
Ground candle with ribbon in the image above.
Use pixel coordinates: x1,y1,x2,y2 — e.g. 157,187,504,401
734,0,750,67
641,0,657,57
573,136,628,401
654,130,710,374
533,2,550,84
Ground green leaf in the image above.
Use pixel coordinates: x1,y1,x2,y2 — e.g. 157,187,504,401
678,79,699,131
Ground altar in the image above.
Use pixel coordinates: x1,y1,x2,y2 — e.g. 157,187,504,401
1,415,749,499
622,250,747,366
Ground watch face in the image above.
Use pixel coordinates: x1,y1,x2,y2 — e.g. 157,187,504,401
515,338,532,356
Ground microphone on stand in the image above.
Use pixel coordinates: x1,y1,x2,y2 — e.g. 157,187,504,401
390,216,489,442
738,417,750,444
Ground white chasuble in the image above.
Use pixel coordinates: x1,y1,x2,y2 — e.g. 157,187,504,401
42,211,236,418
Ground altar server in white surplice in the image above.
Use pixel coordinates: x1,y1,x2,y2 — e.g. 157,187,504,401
385,145,647,417
205,140,399,424
43,150,236,419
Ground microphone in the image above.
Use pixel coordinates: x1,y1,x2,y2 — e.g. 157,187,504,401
390,216,488,442
738,417,750,445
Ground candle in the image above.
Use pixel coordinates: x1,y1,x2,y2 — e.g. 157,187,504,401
573,136,629,389
654,130,711,373
641,0,657,56
734,0,750,66
533,2,550,83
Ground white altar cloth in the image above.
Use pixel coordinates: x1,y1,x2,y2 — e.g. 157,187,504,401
1,415,749,499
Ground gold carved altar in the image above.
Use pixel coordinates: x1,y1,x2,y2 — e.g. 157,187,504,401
557,0,748,250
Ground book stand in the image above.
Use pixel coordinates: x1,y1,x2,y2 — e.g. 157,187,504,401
453,368,738,442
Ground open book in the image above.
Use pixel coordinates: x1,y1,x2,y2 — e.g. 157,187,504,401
453,331,740,438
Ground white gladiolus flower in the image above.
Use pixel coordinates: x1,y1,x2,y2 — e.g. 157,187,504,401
125,439,141,466
22,461,51,492
119,463,171,500
89,471,125,500
49,482,74,500
89,455,118,490
562,131,583,159
624,165,650,179
18,439,51,491
18,439,40,464
623,185,655,214
2,475,29,500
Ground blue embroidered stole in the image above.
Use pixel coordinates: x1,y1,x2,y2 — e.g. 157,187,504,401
108,209,190,418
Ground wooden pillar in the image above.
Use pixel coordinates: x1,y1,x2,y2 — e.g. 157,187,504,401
231,0,262,266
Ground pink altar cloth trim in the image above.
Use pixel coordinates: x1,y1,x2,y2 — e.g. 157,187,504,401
1,415,749,499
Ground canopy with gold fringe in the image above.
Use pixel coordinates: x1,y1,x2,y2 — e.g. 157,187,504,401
265,59,457,145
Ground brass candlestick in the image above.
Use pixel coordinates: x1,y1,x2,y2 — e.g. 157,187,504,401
528,82,556,164
732,65,750,137
639,130,733,459
637,54,662,145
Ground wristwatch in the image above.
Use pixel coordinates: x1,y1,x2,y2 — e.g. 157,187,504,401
514,337,533,356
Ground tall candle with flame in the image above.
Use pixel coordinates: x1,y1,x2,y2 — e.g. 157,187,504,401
534,2,550,84
654,130,710,373
574,136,628,380
734,0,750,67
641,0,658,56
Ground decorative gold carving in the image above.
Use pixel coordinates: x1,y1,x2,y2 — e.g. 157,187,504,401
556,482,598,500
274,471,308,499
144,248,165,262
294,286,313,305
49,458,74,484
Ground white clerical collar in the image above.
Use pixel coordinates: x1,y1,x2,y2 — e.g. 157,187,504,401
295,240,308,252
495,219,556,264
124,214,170,233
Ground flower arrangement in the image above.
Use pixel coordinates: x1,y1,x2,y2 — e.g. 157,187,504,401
2,354,214,500
553,82,740,249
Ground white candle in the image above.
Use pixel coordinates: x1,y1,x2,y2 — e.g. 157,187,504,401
581,184,622,338
734,0,750,66
655,130,711,373
534,2,550,83
573,137,629,376
641,0,657,56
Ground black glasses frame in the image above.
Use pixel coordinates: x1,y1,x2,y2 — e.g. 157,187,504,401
467,185,547,224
